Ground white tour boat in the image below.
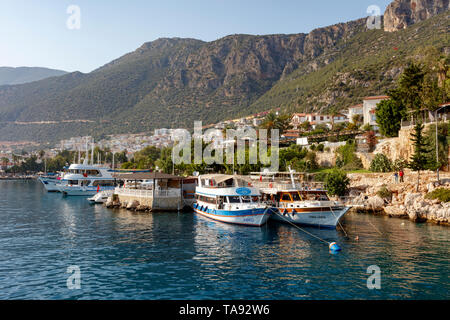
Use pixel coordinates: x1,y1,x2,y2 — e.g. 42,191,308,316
38,169,68,192
193,174,270,227
253,169,351,229
57,163,116,196
38,175,62,192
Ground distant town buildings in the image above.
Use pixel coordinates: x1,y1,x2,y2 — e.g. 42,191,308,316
290,113,348,130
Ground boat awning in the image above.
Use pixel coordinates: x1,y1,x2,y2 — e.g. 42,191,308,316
112,172,182,180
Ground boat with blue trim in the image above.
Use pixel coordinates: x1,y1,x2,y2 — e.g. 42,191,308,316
193,174,270,226
38,172,64,192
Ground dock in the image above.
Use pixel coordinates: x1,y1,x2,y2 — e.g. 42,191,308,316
106,172,185,212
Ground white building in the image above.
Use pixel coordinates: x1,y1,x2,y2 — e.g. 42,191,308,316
348,104,363,123
362,96,389,127
291,113,348,130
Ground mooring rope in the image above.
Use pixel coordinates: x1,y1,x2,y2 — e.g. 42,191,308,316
329,203,348,238
267,207,331,245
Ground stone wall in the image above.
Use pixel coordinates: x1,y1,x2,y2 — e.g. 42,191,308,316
374,126,415,162
113,194,183,212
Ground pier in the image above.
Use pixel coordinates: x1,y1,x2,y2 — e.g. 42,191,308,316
107,172,184,211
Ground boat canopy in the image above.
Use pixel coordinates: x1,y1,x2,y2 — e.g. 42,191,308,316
199,174,248,187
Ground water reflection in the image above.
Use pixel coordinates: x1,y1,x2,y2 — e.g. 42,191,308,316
0,181,448,299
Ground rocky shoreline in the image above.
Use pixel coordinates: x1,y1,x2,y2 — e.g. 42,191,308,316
346,171,450,226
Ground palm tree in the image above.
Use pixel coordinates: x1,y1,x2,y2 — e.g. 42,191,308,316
260,112,291,137
1,157,9,170
436,57,448,89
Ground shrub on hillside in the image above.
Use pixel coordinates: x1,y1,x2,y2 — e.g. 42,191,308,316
335,141,363,170
370,154,392,172
425,188,450,202
392,158,408,171
325,169,350,197
376,185,392,201
316,144,325,152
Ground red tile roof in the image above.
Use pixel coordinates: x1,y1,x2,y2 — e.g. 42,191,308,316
363,96,389,101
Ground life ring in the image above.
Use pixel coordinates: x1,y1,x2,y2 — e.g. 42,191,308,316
269,183,273,188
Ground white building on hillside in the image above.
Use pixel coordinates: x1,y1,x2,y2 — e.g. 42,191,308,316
348,104,363,123
362,96,389,128
291,113,348,130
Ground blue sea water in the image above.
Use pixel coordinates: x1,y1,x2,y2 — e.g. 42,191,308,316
0,180,448,300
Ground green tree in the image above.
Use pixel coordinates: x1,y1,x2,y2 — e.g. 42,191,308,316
375,98,406,137
370,154,392,172
325,169,350,197
407,123,432,191
425,122,449,170
260,112,292,136
396,63,425,115
335,141,363,170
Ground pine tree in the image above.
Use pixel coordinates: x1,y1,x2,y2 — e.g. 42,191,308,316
407,122,432,192
375,98,405,137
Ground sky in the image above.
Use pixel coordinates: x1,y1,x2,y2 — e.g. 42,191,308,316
0,0,393,73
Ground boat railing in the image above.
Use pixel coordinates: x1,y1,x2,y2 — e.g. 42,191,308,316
251,180,325,191
115,187,181,198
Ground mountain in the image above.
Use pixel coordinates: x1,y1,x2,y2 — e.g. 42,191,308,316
249,11,449,115
0,3,448,144
384,0,449,32
0,67,67,86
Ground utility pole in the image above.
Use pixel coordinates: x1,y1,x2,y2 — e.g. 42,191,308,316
435,105,446,183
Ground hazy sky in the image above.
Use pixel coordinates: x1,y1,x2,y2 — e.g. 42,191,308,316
0,0,393,73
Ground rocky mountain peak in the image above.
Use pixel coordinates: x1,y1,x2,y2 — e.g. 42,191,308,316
384,0,449,32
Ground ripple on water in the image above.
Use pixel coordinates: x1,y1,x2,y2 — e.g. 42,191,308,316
0,180,449,299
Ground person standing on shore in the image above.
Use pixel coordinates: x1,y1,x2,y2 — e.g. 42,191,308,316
394,172,399,183
399,170,404,183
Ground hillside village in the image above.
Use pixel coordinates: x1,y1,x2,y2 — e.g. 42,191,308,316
1,96,448,172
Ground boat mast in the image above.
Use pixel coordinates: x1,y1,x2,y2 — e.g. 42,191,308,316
91,142,94,165
288,165,296,189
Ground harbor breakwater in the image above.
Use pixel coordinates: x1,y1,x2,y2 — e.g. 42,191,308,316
346,171,450,226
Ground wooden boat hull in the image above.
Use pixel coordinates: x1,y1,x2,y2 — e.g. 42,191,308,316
269,206,351,228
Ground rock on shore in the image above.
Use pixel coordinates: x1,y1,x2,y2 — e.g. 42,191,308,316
347,171,450,225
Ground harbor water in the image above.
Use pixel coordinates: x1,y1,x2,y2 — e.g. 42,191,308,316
0,180,448,299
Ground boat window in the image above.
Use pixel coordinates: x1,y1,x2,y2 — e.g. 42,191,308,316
228,196,241,203
92,180,115,187
291,192,301,201
68,180,78,185
80,180,91,186
318,193,329,201
281,193,292,201
303,192,322,200
241,196,252,203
